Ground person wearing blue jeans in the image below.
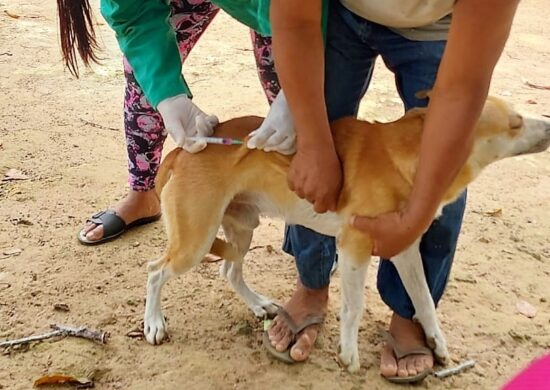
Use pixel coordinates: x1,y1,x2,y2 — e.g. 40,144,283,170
288,0,467,332
265,0,518,381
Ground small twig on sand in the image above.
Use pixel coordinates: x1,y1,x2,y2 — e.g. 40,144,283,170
248,245,266,251
0,324,109,348
524,80,550,91
79,118,118,132
433,360,476,378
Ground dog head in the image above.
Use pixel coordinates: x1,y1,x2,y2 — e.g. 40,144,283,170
470,96,550,167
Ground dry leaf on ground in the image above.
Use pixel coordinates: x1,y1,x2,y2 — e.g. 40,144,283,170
4,10,20,19
2,169,29,181
2,248,22,257
53,303,70,312
33,374,93,388
524,80,550,90
516,300,537,318
483,209,503,218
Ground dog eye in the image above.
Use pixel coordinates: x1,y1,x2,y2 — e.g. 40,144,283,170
510,114,523,129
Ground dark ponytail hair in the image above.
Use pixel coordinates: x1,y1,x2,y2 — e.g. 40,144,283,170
57,0,101,77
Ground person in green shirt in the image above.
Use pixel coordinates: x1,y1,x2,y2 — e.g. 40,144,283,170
56,0,282,245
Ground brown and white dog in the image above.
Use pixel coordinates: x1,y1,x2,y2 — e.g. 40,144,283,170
143,96,550,373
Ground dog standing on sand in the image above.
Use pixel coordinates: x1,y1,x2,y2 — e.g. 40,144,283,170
143,96,550,376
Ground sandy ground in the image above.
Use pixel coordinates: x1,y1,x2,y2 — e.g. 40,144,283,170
1,1,549,389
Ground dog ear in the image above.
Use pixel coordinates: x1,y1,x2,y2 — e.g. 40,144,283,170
414,89,433,100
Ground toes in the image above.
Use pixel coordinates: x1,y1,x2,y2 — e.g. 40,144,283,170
415,354,434,374
421,355,434,370
267,320,284,341
397,354,408,377
82,222,96,235
290,326,318,362
85,225,104,241
144,317,167,345
405,357,418,376
145,323,166,345
380,345,398,378
274,328,292,352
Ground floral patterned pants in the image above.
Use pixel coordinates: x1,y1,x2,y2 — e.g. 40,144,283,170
123,0,279,191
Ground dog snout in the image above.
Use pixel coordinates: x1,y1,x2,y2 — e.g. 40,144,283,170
517,114,550,155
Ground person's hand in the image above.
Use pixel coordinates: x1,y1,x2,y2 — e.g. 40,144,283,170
288,144,342,213
247,91,296,155
349,206,431,259
157,94,219,153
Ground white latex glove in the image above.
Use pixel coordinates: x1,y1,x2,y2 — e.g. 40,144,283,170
247,90,296,155
157,94,219,153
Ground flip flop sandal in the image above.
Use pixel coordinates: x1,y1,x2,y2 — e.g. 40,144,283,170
383,332,434,384
263,308,324,364
77,210,161,245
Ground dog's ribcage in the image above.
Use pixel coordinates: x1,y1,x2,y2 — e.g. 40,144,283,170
252,193,343,237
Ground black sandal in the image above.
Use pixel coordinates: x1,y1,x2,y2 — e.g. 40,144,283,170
77,210,161,245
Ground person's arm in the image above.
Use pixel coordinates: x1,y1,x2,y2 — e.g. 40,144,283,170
100,0,190,107
101,0,218,150
270,0,342,213
351,0,520,258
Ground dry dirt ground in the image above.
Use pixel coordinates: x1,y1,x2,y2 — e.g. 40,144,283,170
1,1,549,389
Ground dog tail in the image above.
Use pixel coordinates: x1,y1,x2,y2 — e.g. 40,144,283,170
156,148,182,197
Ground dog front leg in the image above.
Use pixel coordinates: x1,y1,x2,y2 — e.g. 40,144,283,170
391,240,449,363
338,250,369,373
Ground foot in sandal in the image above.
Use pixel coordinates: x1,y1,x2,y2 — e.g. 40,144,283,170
265,280,328,363
78,189,161,245
380,312,434,383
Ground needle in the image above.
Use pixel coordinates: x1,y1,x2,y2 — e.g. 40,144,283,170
187,136,243,145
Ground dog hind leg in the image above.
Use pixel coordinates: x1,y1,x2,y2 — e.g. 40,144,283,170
218,202,279,318
144,177,230,345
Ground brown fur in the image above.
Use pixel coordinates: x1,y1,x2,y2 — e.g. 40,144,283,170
153,103,512,270
153,96,550,277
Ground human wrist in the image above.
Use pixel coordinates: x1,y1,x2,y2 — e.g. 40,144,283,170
403,195,440,232
296,125,335,151
297,137,337,157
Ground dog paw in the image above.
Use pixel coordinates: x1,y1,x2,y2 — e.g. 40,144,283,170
250,302,278,318
144,314,167,345
339,346,360,373
426,331,449,365
259,298,280,317
414,314,449,365
248,295,279,319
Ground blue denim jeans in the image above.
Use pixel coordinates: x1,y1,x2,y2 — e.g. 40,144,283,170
283,0,467,319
